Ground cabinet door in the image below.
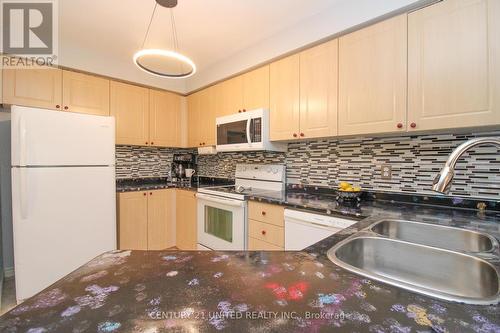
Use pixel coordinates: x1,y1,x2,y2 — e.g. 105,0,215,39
242,66,270,111
3,66,62,110
187,91,201,147
270,54,300,141
147,189,175,250
199,86,217,146
299,40,339,139
408,0,500,131
338,15,407,135
110,81,150,146
118,191,148,250
215,76,243,117
150,89,181,147
62,70,110,116
176,190,197,250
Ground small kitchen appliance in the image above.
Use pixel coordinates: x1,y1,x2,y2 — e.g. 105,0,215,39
171,153,197,185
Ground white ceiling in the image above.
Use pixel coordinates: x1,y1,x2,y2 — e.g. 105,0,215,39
59,0,427,94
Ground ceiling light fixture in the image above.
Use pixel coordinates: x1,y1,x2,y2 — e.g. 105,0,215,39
133,0,196,78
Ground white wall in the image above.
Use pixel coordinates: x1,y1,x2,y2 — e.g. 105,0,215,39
186,0,434,92
0,111,13,276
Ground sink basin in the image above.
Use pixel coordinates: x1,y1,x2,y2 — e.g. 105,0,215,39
370,219,498,253
328,236,500,304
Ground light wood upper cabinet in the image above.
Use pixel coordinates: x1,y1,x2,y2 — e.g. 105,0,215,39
150,89,182,147
215,76,243,117
62,70,110,116
110,81,150,146
147,189,175,250
3,66,62,110
338,14,407,136
176,189,197,250
187,91,201,147
199,86,217,146
299,40,339,139
270,54,300,140
118,191,148,250
242,66,270,111
408,0,500,131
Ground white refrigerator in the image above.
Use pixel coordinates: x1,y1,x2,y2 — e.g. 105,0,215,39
11,105,116,302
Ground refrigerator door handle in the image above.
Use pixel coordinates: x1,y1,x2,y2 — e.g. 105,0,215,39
19,168,29,219
19,115,27,166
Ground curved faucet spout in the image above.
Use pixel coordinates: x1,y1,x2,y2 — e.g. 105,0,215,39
432,137,500,194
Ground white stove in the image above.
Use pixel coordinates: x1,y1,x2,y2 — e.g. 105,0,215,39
196,164,285,250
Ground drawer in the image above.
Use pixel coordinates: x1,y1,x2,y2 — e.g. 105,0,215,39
248,201,284,227
248,237,283,251
248,219,284,247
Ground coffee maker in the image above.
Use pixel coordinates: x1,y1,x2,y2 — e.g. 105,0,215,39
171,153,197,185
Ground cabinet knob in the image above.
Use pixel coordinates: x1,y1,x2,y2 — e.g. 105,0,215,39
56,105,61,109
145,142,149,145
410,122,417,128
261,211,266,216
238,110,242,113
293,133,298,138
261,230,266,236
143,193,147,196
64,106,69,110
150,192,153,195
151,142,154,145
243,109,246,112
397,123,403,129
300,133,305,137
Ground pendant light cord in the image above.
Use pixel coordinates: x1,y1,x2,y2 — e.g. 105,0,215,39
141,2,158,49
170,8,179,52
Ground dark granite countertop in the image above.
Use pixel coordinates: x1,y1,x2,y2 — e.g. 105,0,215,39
116,177,234,193
1,201,499,332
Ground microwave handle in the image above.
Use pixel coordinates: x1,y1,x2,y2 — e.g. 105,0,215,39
246,119,252,144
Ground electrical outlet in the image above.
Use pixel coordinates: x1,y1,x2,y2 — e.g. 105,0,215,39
381,164,392,180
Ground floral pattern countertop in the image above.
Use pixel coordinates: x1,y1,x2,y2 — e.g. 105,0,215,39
1,201,500,332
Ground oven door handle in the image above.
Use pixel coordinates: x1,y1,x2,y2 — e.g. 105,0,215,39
196,193,246,207
246,119,252,144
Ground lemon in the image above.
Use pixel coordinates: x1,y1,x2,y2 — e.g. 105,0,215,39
339,182,351,190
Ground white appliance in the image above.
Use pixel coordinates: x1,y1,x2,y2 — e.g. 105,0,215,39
197,164,285,250
216,109,287,152
284,209,356,250
11,106,116,302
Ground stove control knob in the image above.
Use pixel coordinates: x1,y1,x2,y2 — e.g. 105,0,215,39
272,167,279,174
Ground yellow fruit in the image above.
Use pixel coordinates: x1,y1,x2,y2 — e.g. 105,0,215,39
353,187,361,192
339,182,350,190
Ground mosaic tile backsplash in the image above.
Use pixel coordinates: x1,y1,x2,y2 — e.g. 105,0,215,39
116,131,500,199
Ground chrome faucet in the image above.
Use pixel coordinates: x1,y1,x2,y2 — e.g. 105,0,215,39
432,137,500,194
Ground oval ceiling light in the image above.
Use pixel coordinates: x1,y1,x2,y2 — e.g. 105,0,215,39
134,0,195,79
133,49,196,78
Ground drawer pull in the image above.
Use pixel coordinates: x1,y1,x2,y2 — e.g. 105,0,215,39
261,211,266,216
261,230,266,235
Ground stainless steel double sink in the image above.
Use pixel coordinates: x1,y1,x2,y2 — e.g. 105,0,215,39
327,219,500,305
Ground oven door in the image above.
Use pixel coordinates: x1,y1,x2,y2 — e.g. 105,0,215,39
196,193,247,250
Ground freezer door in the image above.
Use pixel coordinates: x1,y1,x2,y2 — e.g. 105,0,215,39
11,166,116,302
11,105,115,167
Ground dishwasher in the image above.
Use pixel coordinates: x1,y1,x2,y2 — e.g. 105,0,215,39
284,209,357,250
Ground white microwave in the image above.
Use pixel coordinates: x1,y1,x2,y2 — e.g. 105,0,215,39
215,108,287,152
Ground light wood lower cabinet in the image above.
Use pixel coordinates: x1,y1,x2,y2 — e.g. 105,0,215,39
408,0,500,131
62,70,110,116
338,14,407,136
3,66,62,110
117,191,148,250
117,189,175,250
248,201,284,250
176,189,198,250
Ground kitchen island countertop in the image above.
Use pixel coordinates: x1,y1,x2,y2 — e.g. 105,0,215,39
1,201,499,332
